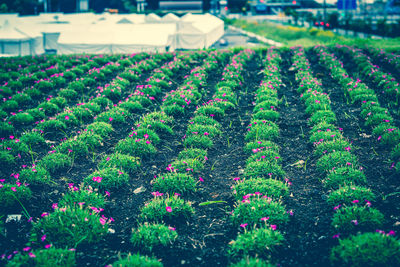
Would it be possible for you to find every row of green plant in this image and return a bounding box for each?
[292,46,400,266]
[0,55,170,188]
[0,53,160,139]
[2,52,210,266]
[125,50,243,265]
[315,45,400,173]
[367,46,400,72]
[0,54,126,122]
[336,45,400,107]
[227,48,291,267]
[0,54,98,97]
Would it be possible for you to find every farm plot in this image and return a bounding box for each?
[1,47,400,267]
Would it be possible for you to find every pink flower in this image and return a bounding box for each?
[11,187,16,192]
[52,203,58,209]
[41,212,48,217]
[270,225,277,230]
[106,157,110,161]
[166,206,172,212]
[261,217,269,221]
[92,176,102,183]
[333,204,341,211]
[45,244,52,248]
[105,191,110,197]
[65,116,69,120]
[23,247,31,252]
[199,177,204,182]
[240,223,248,228]
[387,230,396,236]
[41,234,46,242]
[332,234,340,239]
[351,220,358,225]
[352,200,359,204]
[28,252,36,258]
[109,117,113,122]
[233,177,240,181]
[168,226,176,231]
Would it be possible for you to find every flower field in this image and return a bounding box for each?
[1,47,400,266]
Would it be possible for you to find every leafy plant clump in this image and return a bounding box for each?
[231,197,289,228]
[330,232,400,267]
[31,207,108,248]
[331,205,384,234]
[0,184,32,208]
[228,227,284,262]
[323,167,367,189]
[152,173,197,195]
[327,185,376,207]
[84,167,130,191]
[131,223,178,252]
[59,186,106,209]
[140,195,194,224]
[98,153,140,175]
[316,152,359,173]
[110,253,162,267]
[6,247,76,267]
[39,153,71,174]
[232,178,289,201]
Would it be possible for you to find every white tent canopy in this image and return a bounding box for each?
[0,20,35,56]
[176,13,224,49]
[57,24,176,54]
[0,12,223,55]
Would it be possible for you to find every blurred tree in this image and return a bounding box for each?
[2,0,39,14]
[327,12,339,29]
[0,3,8,13]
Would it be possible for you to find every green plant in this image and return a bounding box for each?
[30,206,108,248]
[332,205,384,234]
[330,232,400,267]
[19,166,51,185]
[0,150,15,167]
[98,153,140,175]
[313,139,352,157]
[231,197,289,228]
[78,132,103,149]
[183,135,213,149]
[323,167,366,189]
[140,195,194,224]
[115,138,157,158]
[169,158,204,173]
[39,153,71,174]
[186,124,221,138]
[245,121,279,142]
[37,120,67,133]
[20,132,45,147]
[38,102,61,116]
[244,141,279,155]
[252,110,280,121]
[9,113,35,126]
[233,178,289,201]
[56,112,79,127]
[84,167,130,191]
[244,161,286,180]
[152,173,197,195]
[189,115,221,127]
[58,89,78,100]
[134,128,160,145]
[111,253,162,267]
[309,130,342,144]
[131,223,178,252]
[96,107,128,125]
[228,227,284,262]
[6,247,76,267]
[138,119,173,136]
[245,149,281,165]
[195,105,224,120]
[230,257,275,267]
[0,121,14,137]
[57,139,89,159]
[316,152,359,173]
[59,186,106,209]
[0,184,32,208]
[119,101,144,113]
[86,122,114,138]
[308,110,337,126]
[327,185,376,207]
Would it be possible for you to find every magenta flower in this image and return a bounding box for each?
[28,252,36,258]
[199,177,204,182]
[387,230,396,236]
[45,244,52,249]
[65,116,69,120]
[105,191,110,197]
[261,217,269,221]
[41,234,46,242]
[168,226,176,231]
[270,225,277,230]
[92,176,102,183]
[352,200,359,204]
[240,223,248,228]
[351,220,358,225]
[166,206,172,212]
[333,204,341,211]
[109,117,113,122]
[332,234,340,239]
[23,247,31,252]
